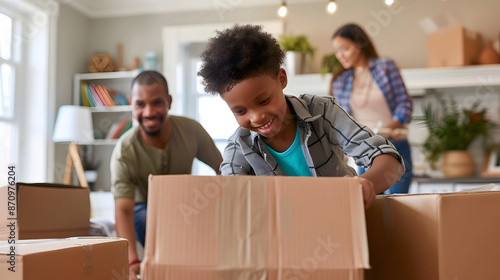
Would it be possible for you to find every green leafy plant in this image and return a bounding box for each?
[414,94,495,169]
[279,34,315,59]
[320,53,342,75]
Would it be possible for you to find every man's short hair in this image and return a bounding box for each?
[132,70,169,96]
[198,24,285,95]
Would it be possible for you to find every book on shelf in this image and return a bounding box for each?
[80,82,131,107]
[80,83,90,107]
[109,90,130,106]
[118,122,133,138]
[81,83,96,107]
[106,119,132,139]
[96,85,115,106]
[89,84,106,106]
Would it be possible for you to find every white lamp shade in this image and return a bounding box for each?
[53,105,94,144]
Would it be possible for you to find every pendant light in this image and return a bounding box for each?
[384,0,394,6]
[326,0,337,15]
[277,1,288,18]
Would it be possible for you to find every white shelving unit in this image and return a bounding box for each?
[72,70,140,191]
[72,69,141,103]
[400,64,500,90]
[73,70,139,144]
[284,64,500,97]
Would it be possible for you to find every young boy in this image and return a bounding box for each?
[198,24,404,208]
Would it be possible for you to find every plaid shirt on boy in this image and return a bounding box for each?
[220,94,403,176]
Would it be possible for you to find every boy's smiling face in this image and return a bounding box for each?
[222,69,295,146]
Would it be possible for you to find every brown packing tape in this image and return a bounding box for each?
[216,176,269,279]
[82,244,93,274]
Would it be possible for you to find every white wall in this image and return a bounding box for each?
[53,4,91,183]
[79,0,500,72]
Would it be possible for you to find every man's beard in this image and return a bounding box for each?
[139,116,164,136]
[142,126,161,136]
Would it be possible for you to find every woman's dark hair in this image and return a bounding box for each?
[329,23,379,95]
[332,23,379,60]
[198,24,285,95]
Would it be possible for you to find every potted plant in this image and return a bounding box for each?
[279,34,315,75]
[320,53,342,75]
[414,93,496,178]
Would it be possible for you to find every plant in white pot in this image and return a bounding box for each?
[320,52,342,76]
[415,94,495,178]
[279,34,315,75]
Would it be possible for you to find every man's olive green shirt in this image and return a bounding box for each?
[111,115,221,203]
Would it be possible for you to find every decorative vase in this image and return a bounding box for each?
[441,150,476,178]
[478,41,500,65]
[285,51,306,76]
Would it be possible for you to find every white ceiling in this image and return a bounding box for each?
[66,0,324,18]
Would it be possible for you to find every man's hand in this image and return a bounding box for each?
[129,262,141,280]
[344,175,375,209]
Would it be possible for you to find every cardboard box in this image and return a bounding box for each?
[142,175,369,280]
[0,183,90,240]
[365,190,500,280]
[0,237,128,280]
[427,26,482,67]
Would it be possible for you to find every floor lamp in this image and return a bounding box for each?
[53,105,94,188]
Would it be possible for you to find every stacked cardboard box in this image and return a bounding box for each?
[142,175,370,280]
[365,189,500,280]
[427,26,482,67]
[0,183,91,240]
[0,237,128,280]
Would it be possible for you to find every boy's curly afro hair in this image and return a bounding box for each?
[198,24,285,95]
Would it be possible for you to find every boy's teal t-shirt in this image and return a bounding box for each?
[264,126,312,177]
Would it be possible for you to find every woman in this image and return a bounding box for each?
[330,23,413,194]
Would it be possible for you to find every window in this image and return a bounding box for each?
[185,43,238,175]
[0,11,17,186]
[163,21,283,175]
[0,0,53,185]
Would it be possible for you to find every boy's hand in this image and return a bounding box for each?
[344,175,375,209]
[129,263,140,280]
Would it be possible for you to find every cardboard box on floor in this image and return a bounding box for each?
[365,187,500,280]
[142,175,369,280]
[0,183,90,240]
[0,237,128,280]
[427,26,482,67]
